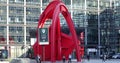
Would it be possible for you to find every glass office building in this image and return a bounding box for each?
[0,0,120,58]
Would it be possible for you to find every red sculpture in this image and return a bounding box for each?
[33,0,84,62]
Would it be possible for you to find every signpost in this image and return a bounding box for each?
[38,28,49,61]
[38,28,49,45]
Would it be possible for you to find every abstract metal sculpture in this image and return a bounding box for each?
[33,0,84,62]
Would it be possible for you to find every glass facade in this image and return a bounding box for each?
[0,0,120,59]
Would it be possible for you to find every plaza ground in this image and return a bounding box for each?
[6,58,120,63]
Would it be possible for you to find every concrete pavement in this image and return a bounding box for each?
[9,58,120,63]
[82,59,120,63]
[0,61,9,63]
[37,59,120,63]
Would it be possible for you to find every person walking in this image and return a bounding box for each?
[104,54,107,61]
[102,54,107,62]
[68,54,72,63]
[63,56,66,63]
[35,55,41,63]
[87,54,90,61]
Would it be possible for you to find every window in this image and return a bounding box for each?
[63,0,70,5]
[10,17,15,22]
[17,27,22,31]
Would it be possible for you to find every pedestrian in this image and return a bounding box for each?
[68,54,72,63]
[63,56,66,63]
[36,55,41,63]
[102,54,106,61]
[87,54,90,61]
[104,54,107,61]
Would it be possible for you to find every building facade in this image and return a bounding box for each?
[0,0,120,59]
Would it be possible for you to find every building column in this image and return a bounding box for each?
[40,0,43,13]
[110,0,113,7]
[98,0,101,56]
[24,0,27,56]
[70,0,73,18]
[84,0,88,54]
[7,0,10,58]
